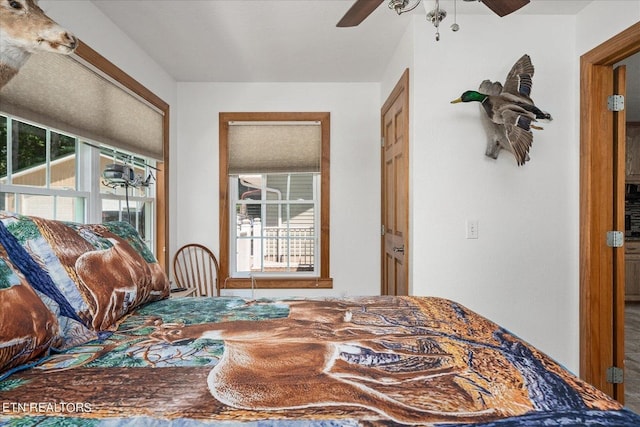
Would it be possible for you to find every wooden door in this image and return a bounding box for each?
[580,22,640,400]
[580,62,614,396]
[613,64,626,402]
[381,69,409,296]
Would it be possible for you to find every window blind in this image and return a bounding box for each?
[228,121,321,174]
[0,52,164,160]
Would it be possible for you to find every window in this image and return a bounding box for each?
[219,112,332,289]
[0,42,169,267]
[0,114,158,251]
[0,115,86,222]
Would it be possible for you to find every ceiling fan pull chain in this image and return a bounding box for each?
[451,0,460,32]
[434,0,440,41]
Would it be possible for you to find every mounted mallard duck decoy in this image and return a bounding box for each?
[451,54,552,166]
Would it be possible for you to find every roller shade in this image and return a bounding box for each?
[228,121,321,174]
[0,52,164,160]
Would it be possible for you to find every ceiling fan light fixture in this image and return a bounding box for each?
[388,0,422,15]
[426,6,446,26]
[425,0,448,41]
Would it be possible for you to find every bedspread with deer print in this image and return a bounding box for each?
[1,296,639,426]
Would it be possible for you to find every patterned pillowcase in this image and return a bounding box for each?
[0,212,169,345]
[0,240,62,375]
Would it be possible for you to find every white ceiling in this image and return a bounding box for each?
[91,0,593,83]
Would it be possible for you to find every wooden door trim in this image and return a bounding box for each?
[580,21,640,396]
[612,65,626,402]
[381,69,410,295]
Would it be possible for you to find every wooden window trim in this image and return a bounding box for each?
[219,112,332,289]
[74,41,170,271]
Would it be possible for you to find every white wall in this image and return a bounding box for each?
[176,83,381,298]
[381,19,415,102]
[407,13,578,372]
[576,1,640,56]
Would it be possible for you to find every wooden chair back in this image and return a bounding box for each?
[172,243,220,297]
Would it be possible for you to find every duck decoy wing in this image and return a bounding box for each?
[502,110,534,166]
[502,54,535,103]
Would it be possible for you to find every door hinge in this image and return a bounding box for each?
[381,225,385,236]
[381,137,385,147]
[606,231,624,248]
[607,94,625,112]
[606,366,624,384]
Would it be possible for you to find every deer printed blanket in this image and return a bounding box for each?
[0,211,169,377]
[1,296,639,426]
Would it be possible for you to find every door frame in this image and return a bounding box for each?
[580,21,640,398]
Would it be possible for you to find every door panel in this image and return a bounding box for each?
[381,69,409,296]
[613,64,626,402]
[580,62,615,397]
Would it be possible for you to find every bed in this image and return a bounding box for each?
[1,212,639,426]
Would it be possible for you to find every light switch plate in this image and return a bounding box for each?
[466,220,478,239]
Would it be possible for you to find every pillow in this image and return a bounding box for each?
[0,212,169,340]
[0,240,62,375]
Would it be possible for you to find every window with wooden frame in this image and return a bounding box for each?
[219,112,332,290]
[0,42,170,271]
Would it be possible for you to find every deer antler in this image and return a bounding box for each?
[0,0,77,89]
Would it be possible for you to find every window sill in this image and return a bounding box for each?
[221,277,333,289]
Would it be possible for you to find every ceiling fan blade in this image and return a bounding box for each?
[337,0,385,27]
[481,0,530,17]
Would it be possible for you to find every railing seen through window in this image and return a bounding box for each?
[233,173,319,276]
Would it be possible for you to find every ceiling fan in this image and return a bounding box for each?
[336,0,530,27]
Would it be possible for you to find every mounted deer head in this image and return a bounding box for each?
[0,0,77,88]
